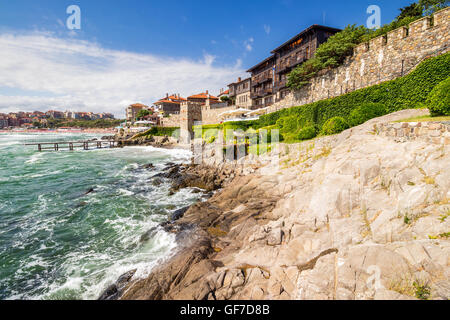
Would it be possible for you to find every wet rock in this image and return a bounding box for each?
[84,188,95,195]
[98,269,137,300]
[141,163,155,169]
[139,227,158,243]
[151,178,163,186]
[171,206,190,222]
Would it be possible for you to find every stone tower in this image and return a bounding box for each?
[180,101,203,145]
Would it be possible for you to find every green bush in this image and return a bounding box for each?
[348,103,387,126]
[427,77,450,116]
[257,126,281,144]
[297,126,318,141]
[136,126,180,139]
[321,117,349,135]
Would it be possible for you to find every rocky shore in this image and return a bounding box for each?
[112,130,180,149]
[102,109,449,300]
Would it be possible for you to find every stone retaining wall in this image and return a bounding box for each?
[375,121,450,144]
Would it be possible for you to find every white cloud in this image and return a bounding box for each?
[264,25,271,35]
[244,37,254,52]
[0,32,244,118]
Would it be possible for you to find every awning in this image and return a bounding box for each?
[135,120,156,124]
[245,107,269,116]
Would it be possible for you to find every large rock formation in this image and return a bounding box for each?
[120,109,449,300]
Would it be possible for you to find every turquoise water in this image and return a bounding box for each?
[0,133,200,300]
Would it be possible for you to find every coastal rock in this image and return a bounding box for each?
[171,206,190,222]
[120,109,450,301]
[98,269,137,300]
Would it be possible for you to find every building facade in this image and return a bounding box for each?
[154,94,186,116]
[247,24,340,109]
[247,56,276,109]
[272,24,341,102]
[126,103,148,122]
[228,77,252,109]
[187,91,220,105]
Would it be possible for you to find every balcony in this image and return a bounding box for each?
[274,79,287,91]
[289,55,306,68]
[276,53,307,73]
[251,87,273,99]
[251,70,273,86]
[276,60,291,74]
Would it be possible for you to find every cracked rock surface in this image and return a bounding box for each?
[120,109,449,300]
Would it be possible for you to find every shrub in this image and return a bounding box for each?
[297,125,318,141]
[321,117,349,135]
[136,126,180,139]
[426,77,450,116]
[257,126,281,144]
[348,103,387,126]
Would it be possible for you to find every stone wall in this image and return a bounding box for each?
[162,103,236,128]
[161,114,181,127]
[267,7,450,113]
[201,106,236,125]
[375,121,450,145]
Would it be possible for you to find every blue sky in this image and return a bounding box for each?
[0,0,416,117]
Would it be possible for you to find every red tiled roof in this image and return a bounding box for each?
[154,99,181,105]
[167,95,186,101]
[130,103,148,108]
[188,92,219,100]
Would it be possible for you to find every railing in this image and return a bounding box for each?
[251,87,273,98]
[274,79,287,90]
[251,70,273,85]
[25,140,118,152]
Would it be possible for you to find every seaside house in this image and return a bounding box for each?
[153,94,186,116]
[228,77,252,109]
[187,91,220,105]
[247,24,340,108]
[126,103,149,122]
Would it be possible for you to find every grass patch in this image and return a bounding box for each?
[439,210,450,223]
[389,276,431,300]
[413,281,431,300]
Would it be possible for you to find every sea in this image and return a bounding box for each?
[0,132,201,300]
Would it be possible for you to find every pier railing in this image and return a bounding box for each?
[24,140,118,152]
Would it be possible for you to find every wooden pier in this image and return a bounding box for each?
[25,140,119,152]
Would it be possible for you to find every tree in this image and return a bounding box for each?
[397,2,423,21]
[136,109,151,120]
[419,0,449,14]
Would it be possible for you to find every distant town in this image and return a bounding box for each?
[0,110,115,129]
